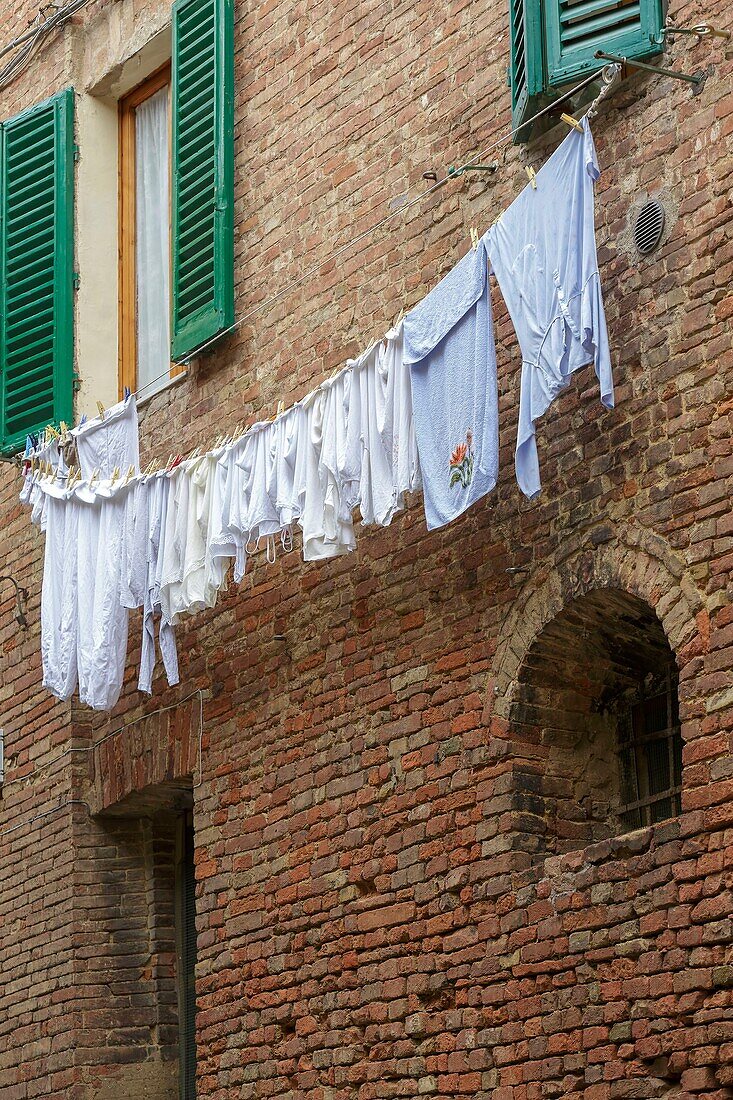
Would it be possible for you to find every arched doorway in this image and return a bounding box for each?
[508,588,682,857]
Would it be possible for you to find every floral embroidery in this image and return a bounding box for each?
[449,429,474,489]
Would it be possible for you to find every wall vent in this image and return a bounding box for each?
[634,198,665,255]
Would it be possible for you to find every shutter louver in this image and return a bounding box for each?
[171,0,234,361]
[545,0,664,85]
[509,0,545,143]
[0,89,74,454]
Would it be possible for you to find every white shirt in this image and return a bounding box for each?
[73,395,140,481]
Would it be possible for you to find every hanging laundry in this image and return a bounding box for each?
[40,481,79,702]
[207,440,247,586]
[236,421,282,559]
[320,367,357,533]
[403,240,499,531]
[141,473,180,694]
[73,394,140,481]
[342,345,398,528]
[268,406,300,543]
[486,118,613,499]
[294,391,356,561]
[375,320,421,520]
[120,475,179,695]
[75,478,132,711]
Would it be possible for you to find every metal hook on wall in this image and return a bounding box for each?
[0,576,29,628]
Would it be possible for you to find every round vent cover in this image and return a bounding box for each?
[634,198,665,255]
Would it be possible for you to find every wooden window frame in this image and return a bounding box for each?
[118,63,182,399]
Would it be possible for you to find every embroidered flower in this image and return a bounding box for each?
[450,442,467,468]
[449,430,475,489]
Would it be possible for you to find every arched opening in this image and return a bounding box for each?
[509,588,682,857]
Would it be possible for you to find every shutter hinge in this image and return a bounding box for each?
[72,272,80,290]
[73,144,80,162]
[73,375,81,392]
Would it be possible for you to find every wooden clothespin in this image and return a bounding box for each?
[470,227,480,251]
[560,112,583,133]
[525,165,537,190]
[59,421,68,435]
[97,401,106,419]
[89,468,100,489]
[491,212,503,230]
[276,400,285,418]
[111,466,121,483]
[66,465,76,484]
[123,464,136,484]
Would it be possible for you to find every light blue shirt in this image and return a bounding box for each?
[404,241,499,531]
[486,119,614,499]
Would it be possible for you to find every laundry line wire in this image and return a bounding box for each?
[27,64,615,465]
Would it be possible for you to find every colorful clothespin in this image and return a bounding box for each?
[123,386,131,400]
[525,165,537,190]
[560,113,583,133]
[470,227,480,251]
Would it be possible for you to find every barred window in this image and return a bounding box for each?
[619,669,682,832]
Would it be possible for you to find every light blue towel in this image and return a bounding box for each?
[404,241,499,531]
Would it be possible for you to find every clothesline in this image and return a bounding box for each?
[23,109,617,713]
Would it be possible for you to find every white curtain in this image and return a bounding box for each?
[135,85,171,401]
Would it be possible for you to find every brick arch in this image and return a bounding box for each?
[489,524,706,724]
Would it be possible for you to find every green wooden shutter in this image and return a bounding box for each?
[509,0,545,143]
[0,89,74,455]
[545,0,664,86]
[171,0,234,362]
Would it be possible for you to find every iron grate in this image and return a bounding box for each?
[634,197,666,255]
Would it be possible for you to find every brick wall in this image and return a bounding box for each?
[0,0,731,1096]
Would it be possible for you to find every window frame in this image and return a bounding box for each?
[118,63,183,401]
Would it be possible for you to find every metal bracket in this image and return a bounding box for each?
[594,51,706,88]
[662,23,731,42]
[447,162,499,179]
[0,576,28,628]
